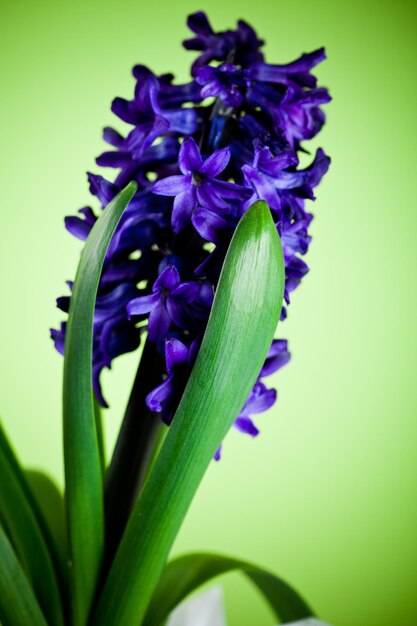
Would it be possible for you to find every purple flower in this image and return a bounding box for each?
[152,137,246,232]
[183,12,264,71]
[261,340,291,377]
[249,48,327,88]
[126,263,211,342]
[242,143,330,215]
[195,64,248,107]
[146,336,200,424]
[234,381,277,438]
[53,11,330,455]
[110,68,197,160]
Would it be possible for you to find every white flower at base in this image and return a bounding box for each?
[166,586,226,626]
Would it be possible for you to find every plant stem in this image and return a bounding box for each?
[103,340,164,568]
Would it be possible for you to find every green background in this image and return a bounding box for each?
[0,0,416,624]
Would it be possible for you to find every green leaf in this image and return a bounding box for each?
[0,450,64,626]
[63,181,137,626]
[92,200,285,626]
[144,553,314,626]
[25,471,67,573]
[0,420,68,616]
[0,523,48,626]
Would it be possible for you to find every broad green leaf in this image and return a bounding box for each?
[63,181,137,626]
[144,553,314,626]
[0,523,48,626]
[0,450,64,626]
[92,200,285,626]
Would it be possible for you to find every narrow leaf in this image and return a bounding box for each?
[0,524,48,626]
[144,553,314,626]
[0,420,68,614]
[0,450,64,626]
[25,471,67,572]
[93,200,285,626]
[63,181,137,626]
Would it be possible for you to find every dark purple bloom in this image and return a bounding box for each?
[249,48,327,89]
[126,263,212,343]
[242,143,330,215]
[183,12,264,71]
[146,336,200,424]
[195,64,249,107]
[152,137,246,232]
[234,381,277,438]
[109,68,198,160]
[261,340,291,377]
[53,11,330,456]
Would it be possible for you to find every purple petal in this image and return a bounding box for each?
[234,416,259,437]
[196,181,229,210]
[171,281,200,303]
[187,11,213,36]
[146,375,175,412]
[126,293,159,318]
[153,175,190,196]
[148,303,171,342]
[179,137,203,174]
[261,340,291,377]
[103,126,125,147]
[172,186,197,232]
[154,264,181,291]
[165,337,189,372]
[200,147,230,176]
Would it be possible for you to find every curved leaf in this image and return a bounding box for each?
[0,524,48,626]
[25,470,67,569]
[92,200,285,626]
[144,553,314,626]
[0,450,64,626]
[63,181,137,626]
[0,420,68,615]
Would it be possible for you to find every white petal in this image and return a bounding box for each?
[166,586,226,626]
[282,617,330,626]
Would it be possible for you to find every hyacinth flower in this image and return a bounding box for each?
[0,12,332,626]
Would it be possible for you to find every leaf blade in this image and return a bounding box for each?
[63,181,137,625]
[93,200,285,626]
[0,524,48,626]
[144,553,314,626]
[0,449,64,626]
[0,419,68,618]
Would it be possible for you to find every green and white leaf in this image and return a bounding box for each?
[144,553,313,626]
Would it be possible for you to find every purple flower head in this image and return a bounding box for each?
[53,12,330,456]
[152,137,247,232]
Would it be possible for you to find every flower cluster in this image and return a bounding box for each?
[52,12,330,455]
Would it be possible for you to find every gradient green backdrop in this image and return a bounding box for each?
[0,1,416,624]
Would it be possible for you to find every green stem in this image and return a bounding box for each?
[103,341,164,568]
